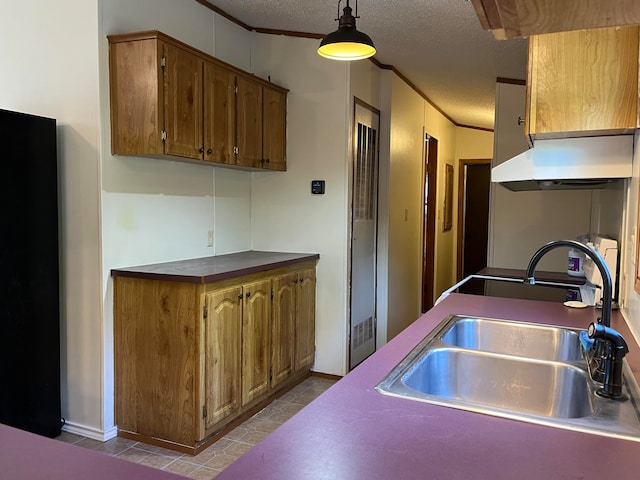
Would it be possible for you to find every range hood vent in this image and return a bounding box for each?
[492,136,633,192]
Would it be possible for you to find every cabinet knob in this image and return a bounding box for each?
[517,116,525,126]
[294,279,299,284]
[265,158,270,164]
[246,291,251,298]
[238,294,243,299]
[207,148,212,155]
[199,147,205,154]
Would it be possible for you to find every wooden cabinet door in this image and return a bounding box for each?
[241,278,271,406]
[109,38,164,156]
[295,269,316,371]
[203,63,235,165]
[262,87,287,171]
[163,43,203,159]
[203,286,242,432]
[236,76,263,168]
[271,273,296,388]
[527,26,639,138]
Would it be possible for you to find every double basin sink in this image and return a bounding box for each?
[376,315,640,441]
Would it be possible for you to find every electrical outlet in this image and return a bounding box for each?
[207,230,214,247]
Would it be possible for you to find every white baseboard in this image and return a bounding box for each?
[62,421,117,442]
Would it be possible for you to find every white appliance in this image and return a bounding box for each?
[491,136,633,192]
[579,235,619,306]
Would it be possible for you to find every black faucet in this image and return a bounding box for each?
[588,322,629,400]
[524,240,612,328]
[524,240,628,395]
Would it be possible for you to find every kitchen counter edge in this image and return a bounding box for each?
[110,251,320,283]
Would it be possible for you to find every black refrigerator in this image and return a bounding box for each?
[0,108,62,438]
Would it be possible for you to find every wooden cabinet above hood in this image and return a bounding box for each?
[471,0,640,40]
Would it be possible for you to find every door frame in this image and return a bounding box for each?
[456,158,492,281]
[348,97,381,370]
[421,134,438,313]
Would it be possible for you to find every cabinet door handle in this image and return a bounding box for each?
[246,291,251,298]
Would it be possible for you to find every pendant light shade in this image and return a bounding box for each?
[318,0,376,61]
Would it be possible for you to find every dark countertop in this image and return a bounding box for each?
[110,250,319,283]
[217,294,640,480]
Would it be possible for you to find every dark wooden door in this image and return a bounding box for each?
[460,163,491,294]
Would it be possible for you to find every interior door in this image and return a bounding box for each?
[349,100,380,370]
[458,161,491,295]
[421,135,438,312]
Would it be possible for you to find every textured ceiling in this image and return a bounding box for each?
[203,0,528,130]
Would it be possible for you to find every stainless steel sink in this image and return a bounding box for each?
[440,316,582,362]
[402,348,594,418]
[376,315,640,441]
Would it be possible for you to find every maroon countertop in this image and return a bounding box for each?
[110,250,319,283]
[217,294,640,480]
[0,424,188,480]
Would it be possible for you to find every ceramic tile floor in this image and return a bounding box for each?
[56,376,336,479]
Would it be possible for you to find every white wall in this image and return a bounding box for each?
[0,0,103,437]
[424,105,459,300]
[250,34,351,375]
[97,0,256,438]
[386,75,426,339]
[621,132,640,343]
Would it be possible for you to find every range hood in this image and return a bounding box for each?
[492,136,633,191]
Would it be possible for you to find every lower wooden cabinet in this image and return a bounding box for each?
[203,285,242,429]
[113,260,316,453]
[271,268,316,388]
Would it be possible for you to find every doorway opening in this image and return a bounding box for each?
[348,98,380,370]
[421,134,438,313]
[456,159,492,295]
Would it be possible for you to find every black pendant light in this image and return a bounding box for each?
[318,0,376,61]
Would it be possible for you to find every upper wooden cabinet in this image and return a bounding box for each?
[471,0,640,40]
[526,26,639,139]
[108,31,287,171]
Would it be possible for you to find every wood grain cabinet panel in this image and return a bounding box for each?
[526,26,639,139]
[296,268,317,371]
[114,278,200,447]
[108,31,287,171]
[263,87,287,171]
[203,62,235,165]
[108,38,164,156]
[203,286,242,430]
[271,273,297,388]
[241,279,271,406]
[164,43,203,159]
[113,260,316,454]
[471,0,640,40]
[235,76,263,168]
